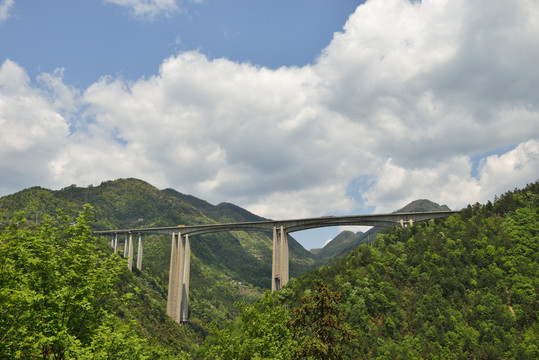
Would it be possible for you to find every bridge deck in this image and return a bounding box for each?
[93,210,458,237]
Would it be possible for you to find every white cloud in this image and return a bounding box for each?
[361,139,539,213]
[1,0,539,224]
[476,140,539,200]
[361,156,481,213]
[0,60,70,193]
[317,0,539,167]
[0,0,14,22]
[103,0,179,19]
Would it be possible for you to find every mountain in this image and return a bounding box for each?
[310,230,364,257]
[1,179,320,284]
[0,178,315,286]
[395,198,451,213]
[163,188,267,223]
[312,199,451,263]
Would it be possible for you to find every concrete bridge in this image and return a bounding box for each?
[94,210,457,323]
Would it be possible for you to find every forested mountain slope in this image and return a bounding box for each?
[312,199,450,264]
[203,181,539,359]
[0,178,315,286]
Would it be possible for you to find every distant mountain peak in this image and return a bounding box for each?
[313,199,451,262]
[395,199,451,213]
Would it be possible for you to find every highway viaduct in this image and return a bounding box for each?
[94,210,457,324]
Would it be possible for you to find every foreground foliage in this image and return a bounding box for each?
[0,205,182,359]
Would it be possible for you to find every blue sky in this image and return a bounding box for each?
[1,0,538,249]
[3,0,359,87]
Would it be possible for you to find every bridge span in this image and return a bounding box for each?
[94,210,456,323]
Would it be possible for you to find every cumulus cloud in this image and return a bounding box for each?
[1,0,539,221]
[0,60,70,193]
[362,140,539,213]
[103,0,179,19]
[0,0,14,22]
[476,140,539,200]
[317,0,539,167]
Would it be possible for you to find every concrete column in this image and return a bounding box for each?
[167,232,178,317]
[179,234,190,323]
[272,226,280,291]
[280,226,289,286]
[113,234,118,253]
[173,232,185,323]
[123,235,128,258]
[128,233,134,271]
[136,234,143,271]
[166,232,191,323]
[272,226,289,291]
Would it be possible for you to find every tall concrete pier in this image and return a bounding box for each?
[128,233,134,271]
[167,232,190,323]
[272,226,289,291]
[137,234,143,271]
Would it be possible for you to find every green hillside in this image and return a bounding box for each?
[202,181,539,359]
[312,199,450,264]
[395,199,451,213]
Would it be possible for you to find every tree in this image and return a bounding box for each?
[202,291,297,359]
[0,206,160,359]
[287,283,356,360]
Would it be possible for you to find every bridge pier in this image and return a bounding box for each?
[128,233,134,271]
[114,234,118,253]
[167,232,190,323]
[137,234,143,271]
[123,235,128,258]
[272,226,289,291]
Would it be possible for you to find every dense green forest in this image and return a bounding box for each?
[0,206,188,358]
[310,199,451,264]
[201,182,539,359]
[1,179,537,358]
